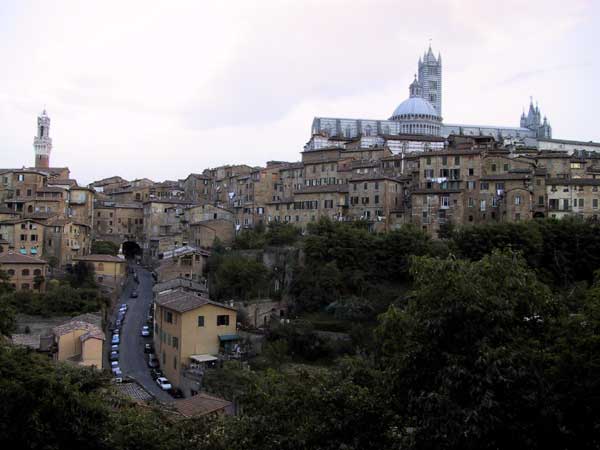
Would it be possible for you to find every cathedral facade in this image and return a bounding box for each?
[308,45,551,151]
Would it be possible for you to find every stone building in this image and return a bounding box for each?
[0,252,48,291]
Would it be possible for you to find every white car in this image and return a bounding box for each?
[112,367,122,377]
[141,325,150,337]
[111,334,120,345]
[156,377,172,390]
[111,361,119,368]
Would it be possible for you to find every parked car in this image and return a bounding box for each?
[141,325,150,337]
[115,319,122,328]
[110,361,119,369]
[168,387,184,398]
[111,344,119,351]
[148,354,159,368]
[156,377,172,390]
[144,343,154,354]
[109,351,119,361]
[150,369,162,380]
[112,367,122,377]
[130,290,138,298]
[112,334,120,345]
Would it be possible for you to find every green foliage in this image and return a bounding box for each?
[233,222,301,249]
[266,320,341,361]
[91,240,120,256]
[290,261,342,312]
[374,250,599,449]
[211,255,270,301]
[0,296,16,335]
[450,218,600,286]
[67,261,98,288]
[233,228,266,250]
[0,269,14,295]
[3,284,109,317]
[0,345,112,449]
[292,219,435,312]
[264,222,301,246]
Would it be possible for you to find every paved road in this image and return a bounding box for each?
[113,264,172,403]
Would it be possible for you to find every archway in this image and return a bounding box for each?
[533,212,545,219]
[122,241,142,260]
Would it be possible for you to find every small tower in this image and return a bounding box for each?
[409,75,422,97]
[33,109,52,169]
[418,44,442,116]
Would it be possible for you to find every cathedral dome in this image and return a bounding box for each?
[391,96,438,119]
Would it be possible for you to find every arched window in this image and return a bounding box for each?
[22,269,30,276]
[33,269,42,276]
[7,269,15,276]
[27,205,33,213]
[97,262,104,271]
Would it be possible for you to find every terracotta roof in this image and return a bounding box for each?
[0,253,47,264]
[52,319,104,340]
[173,393,233,418]
[73,254,125,263]
[155,289,235,313]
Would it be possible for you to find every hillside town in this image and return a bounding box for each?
[2,42,600,449]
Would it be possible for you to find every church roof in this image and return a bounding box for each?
[391,97,439,119]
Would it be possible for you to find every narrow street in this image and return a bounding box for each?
[114,264,172,403]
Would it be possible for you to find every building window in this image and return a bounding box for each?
[7,269,15,276]
[197,316,205,327]
[593,199,598,209]
[374,195,380,204]
[34,269,41,276]
[22,269,30,276]
[515,195,521,205]
[97,262,104,271]
[538,196,544,206]
[165,311,173,323]
[480,200,486,211]
[172,336,179,349]
[491,164,497,172]
[468,198,474,208]
[467,181,475,190]
[217,315,230,326]
[468,168,474,176]
[174,356,177,370]
[480,182,489,191]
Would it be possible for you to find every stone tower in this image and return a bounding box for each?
[33,109,52,169]
[418,45,442,117]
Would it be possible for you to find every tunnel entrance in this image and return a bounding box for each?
[122,241,142,260]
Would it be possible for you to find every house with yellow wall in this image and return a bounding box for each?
[153,289,238,392]
[0,252,48,291]
[73,254,126,288]
[52,318,105,369]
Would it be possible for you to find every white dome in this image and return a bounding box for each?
[391,97,438,119]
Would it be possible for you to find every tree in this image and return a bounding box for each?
[374,250,600,450]
[68,261,97,288]
[91,240,120,256]
[212,255,270,300]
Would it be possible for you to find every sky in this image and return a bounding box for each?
[0,0,598,185]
